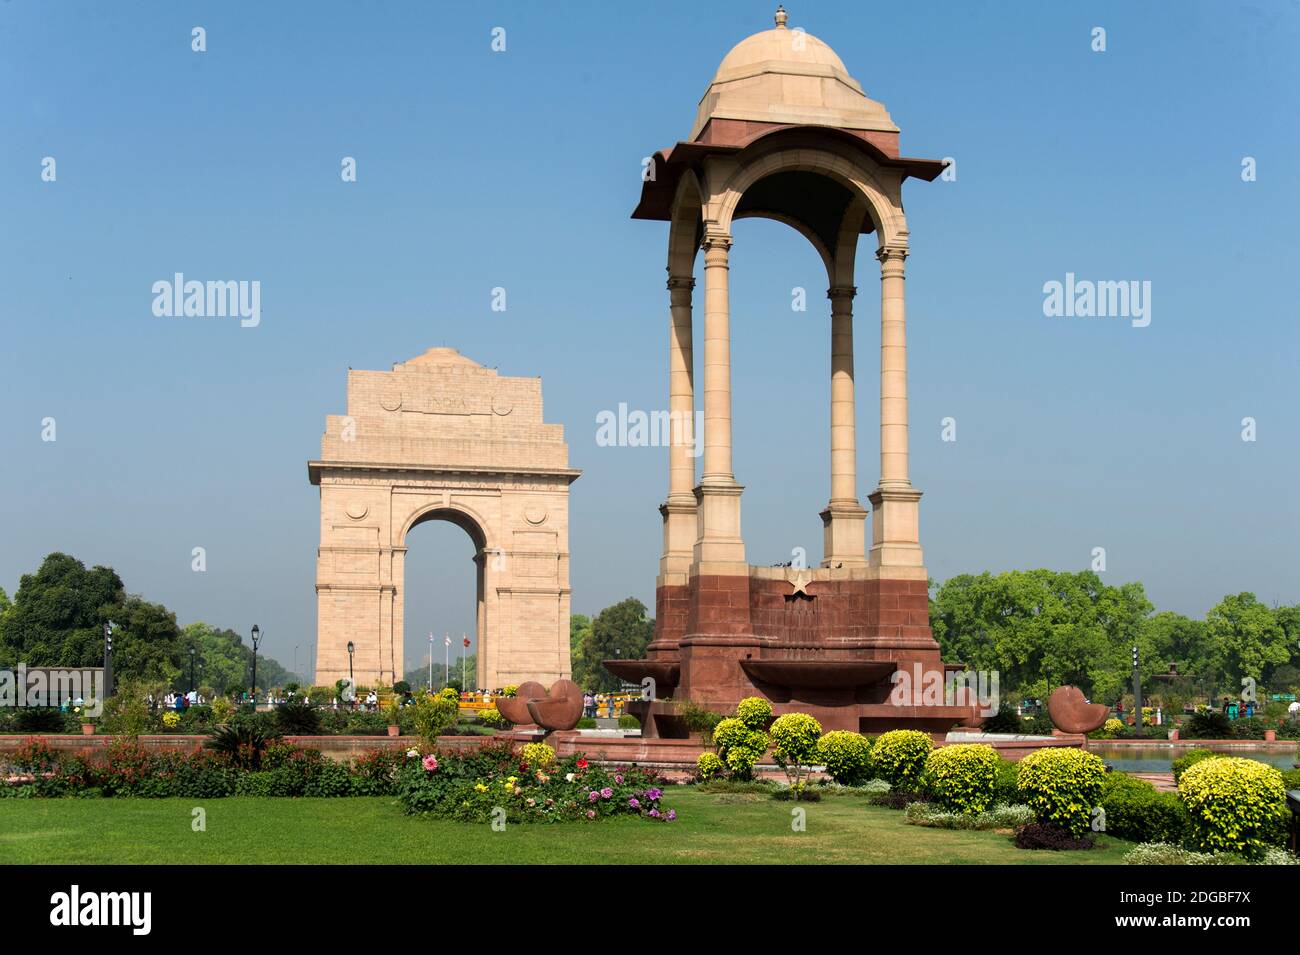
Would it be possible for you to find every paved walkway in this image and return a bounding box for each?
[1130,772,1177,792]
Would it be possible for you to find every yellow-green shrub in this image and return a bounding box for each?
[712,716,769,781]
[1177,756,1288,858]
[1015,748,1105,836]
[817,731,873,785]
[519,742,555,769]
[925,743,1000,814]
[769,712,822,794]
[735,697,774,731]
[871,730,933,789]
[696,751,725,780]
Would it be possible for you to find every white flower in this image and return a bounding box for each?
[565,773,576,782]
[406,749,420,758]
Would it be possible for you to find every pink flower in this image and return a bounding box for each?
[422,755,438,772]
[628,797,640,809]
[588,790,599,802]
[614,774,623,784]
[586,809,596,819]
[600,787,613,799]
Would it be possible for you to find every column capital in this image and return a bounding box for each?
[827,285,857,301]
[875,245,909,264]
[701,230,733,257]
[666,275,696,291]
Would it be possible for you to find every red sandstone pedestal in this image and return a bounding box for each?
[609,572,986,735]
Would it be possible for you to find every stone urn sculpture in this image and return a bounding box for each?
[1046,685,1109,735]
[495,679,584,732]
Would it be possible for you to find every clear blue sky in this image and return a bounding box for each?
[1,1,1296,678]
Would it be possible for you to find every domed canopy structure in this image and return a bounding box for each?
[690,11,898,141]
[622,9,965,735]
[633,7,943,225]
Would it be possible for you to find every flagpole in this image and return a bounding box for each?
[427,633,433,691]
[444,632,450,689]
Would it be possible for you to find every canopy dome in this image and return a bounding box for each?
[690,7,898,140]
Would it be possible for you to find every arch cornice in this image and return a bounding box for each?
[397,501,492,553]
[710,143,909,253]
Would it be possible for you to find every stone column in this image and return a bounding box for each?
[693,229,745,568]
[660,276,697,576]
[869,246,924,569]
[821,285,867,566]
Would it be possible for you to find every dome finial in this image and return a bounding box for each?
[774,5,788,29]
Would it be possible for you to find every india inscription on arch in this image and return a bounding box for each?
[308,347,579,689]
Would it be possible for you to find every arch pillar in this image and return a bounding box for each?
[821,284,868,566]
[869,245,924,569]
[694,228,746,570]
[660,274,697,578]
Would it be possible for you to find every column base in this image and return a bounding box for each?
[658,496,697,577]
[820,499,868,567]
[867,485,925,570]
[692,479,746,566]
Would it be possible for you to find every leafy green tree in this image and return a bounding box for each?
[930,569,1153,703]
[569,613,591,662]
[0,553,124,668]
[1206,593,1289,685]
[107,594,183,686]
[571,598,653,692]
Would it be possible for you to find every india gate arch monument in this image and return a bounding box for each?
[613,8,984,734]
[309,347,579,690]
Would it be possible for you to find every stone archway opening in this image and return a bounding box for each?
[402,510,485,690]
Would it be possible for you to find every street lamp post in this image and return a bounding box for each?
[189,646,197,694]
[428,633,433,691]
[1132,645,1144,739]
[346,640,356,708]
[462,634,470,691]
[102,620,115,699]
[250,625,262,705]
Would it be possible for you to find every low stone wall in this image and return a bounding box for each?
[1,728,1086,772]
[0,734,490,764]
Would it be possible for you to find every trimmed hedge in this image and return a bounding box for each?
[1178,757,1288,858]
[924,744,999,814]
[816,731,873,786]
[1099,773,1190,843]
[1015,748,1106,836]
[870,730,933,790]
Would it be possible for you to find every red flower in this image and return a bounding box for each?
[576,758,588,770]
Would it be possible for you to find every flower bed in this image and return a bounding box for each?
[395,742,676,824]
[0,736,680,825]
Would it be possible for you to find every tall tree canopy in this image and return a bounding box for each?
[570,598,653,692]
[1205,592,1290,686]
[0,552,297,693]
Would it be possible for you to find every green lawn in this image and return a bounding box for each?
[0,791,1134,864]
